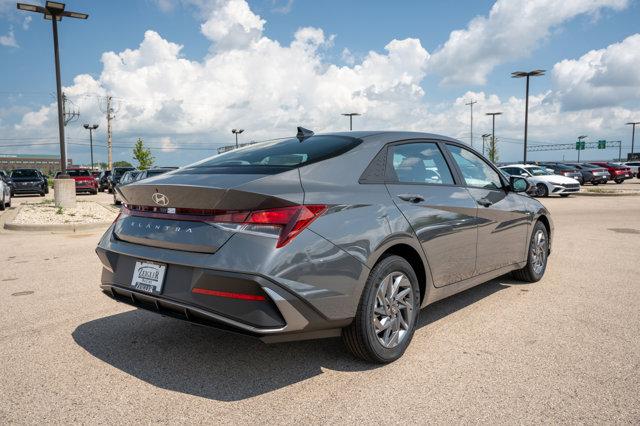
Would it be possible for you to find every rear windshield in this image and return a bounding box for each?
[146,169,170,177]
[114,168,134,177]
[67,170,91,177]
[547,164,575,170]
[11,169,38,178]
[181,135,362,174]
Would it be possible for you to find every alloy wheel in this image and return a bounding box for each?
[530,229,547,275]
[372,272,414,348]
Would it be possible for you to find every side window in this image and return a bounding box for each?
[447,145,503,190]
[389,143,455,185]
[502,167,516,176]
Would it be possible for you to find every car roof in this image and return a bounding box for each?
[501,164,536,168]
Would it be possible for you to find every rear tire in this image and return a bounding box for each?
[39,191,45,197]
[560,194,570,198]
[342,255,420,363]
[615,179,623,184]
[512,221,549,283]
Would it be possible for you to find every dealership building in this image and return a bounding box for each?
[0,154,72,174]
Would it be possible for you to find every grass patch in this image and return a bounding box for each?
[56,207,64,215]
[586,188,615,194]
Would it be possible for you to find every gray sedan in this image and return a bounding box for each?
[96,130,552,363]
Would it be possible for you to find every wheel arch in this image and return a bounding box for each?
[371,242,430,306]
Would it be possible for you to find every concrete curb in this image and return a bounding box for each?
[574,191,640,197]
[3,205,113,232]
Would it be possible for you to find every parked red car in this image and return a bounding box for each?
[589,162,633,184]
[56,168,98,194]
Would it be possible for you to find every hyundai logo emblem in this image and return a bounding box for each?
[152,192,169,206]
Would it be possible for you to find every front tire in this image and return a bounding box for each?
[535,183,548,197]
[343,255,420,363]
[512,221,549,283]
[614,179,623,184]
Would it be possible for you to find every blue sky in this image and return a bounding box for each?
[1,0,639,166]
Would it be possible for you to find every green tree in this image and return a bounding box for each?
[132,138,154,170]
[487,136,499,163]
[111,161,133,168]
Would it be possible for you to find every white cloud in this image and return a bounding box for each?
[429,0,629,85]
[272,0,294,14]
[341,47,355,65]
[552,33,640,110]
[199,0,266,50]
[0,27,17,48]
[22,15,31,30]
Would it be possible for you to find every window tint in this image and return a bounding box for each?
[182,135,362,175]
[11,169,38,178]
[447,145,502,189]
[389,143,454,185]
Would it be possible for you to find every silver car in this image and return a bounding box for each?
[0,172,11,210]
[96,130,553,363]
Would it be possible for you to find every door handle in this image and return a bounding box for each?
[477,198,493,207]
[397,194,425,203]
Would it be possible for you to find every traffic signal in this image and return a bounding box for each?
[598,140,606,149]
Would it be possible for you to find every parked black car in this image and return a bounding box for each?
[98,170,111,192]
[537,162,584,184]
[35,170,49,194]
[9,168,47,196]
[108,167,134,193]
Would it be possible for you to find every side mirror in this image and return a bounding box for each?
[520,173,528,177]
[510,176,529,193]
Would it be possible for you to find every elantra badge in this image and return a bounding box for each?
[152,192,169,206]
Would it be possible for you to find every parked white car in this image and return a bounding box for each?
[500,164,580,197]
[0,173,11,210]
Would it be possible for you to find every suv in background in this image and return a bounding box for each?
[589,162,633,184]
[537,162,584,184]
[108,167,135,193]
[10,168,47,196]
[55,169,98,194]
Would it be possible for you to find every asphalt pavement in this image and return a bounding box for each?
[0,193,639,424]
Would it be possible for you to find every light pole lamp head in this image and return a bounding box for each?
[486,112,502,116]
[626,121,640,125]
[578,135,588,140]
[511,69,546,78]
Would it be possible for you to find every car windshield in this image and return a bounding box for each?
[182,135,362,174]
[548,164,575,170]
[579,163,600,169]
[66,170,91,177]
[11,169,38,178]
[525,167,550,176]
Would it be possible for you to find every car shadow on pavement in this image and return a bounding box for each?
[72,277,514,401]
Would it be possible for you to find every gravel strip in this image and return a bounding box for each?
[12,200,118,225]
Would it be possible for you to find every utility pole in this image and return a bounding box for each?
[465,100,477,148]
[106,96,114,169]
[485,112,502,162]
[62,92,79,167]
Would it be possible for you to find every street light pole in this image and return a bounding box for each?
[17,2,89,174]
[481,133,491,156]
[512,70,545,163]
[341,113,361,131]
[83,124,98,170]
[577,135,587,162]
[465,100,477,148]
[626,122,639,158]
[231,129,244,148]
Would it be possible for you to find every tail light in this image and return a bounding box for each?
[213,205,327,248]
[123,204,328,248]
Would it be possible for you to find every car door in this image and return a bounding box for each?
[385,141,479,287]
[444,144,530,275]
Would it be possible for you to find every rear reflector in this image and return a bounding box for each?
[192,287,266,301]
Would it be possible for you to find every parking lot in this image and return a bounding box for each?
[1,192,639,423]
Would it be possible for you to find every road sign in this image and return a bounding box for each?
[575,141,586,150]
[597,140,606,149]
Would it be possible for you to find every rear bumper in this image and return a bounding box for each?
[95,245,349,342]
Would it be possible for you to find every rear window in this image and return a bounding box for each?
[146,169,170,177]
[67,170,91,177]
[11,169,38,178]
[182,135,362,174]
